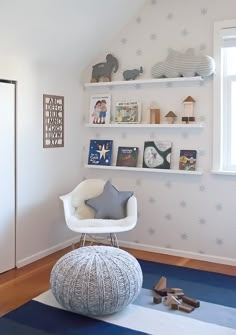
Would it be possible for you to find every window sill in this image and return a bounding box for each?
[211,169,236,176]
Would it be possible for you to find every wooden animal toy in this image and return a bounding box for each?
[123,67,143,80]
[91,54,119,83]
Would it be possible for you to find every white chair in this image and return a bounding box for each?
[60,179,137,248]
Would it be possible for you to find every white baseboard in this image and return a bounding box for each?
[16,238,236,268]
[118,240,236,266]
[16,237,80,268]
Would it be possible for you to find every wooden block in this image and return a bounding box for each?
[163,295,180,306]
[171,288,184,294]
[153,276,167,292]
[179,303,195,313]
[155,288,175,297]
[182,295,200,308]
[153,293,162,304]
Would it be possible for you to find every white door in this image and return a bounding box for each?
[0,81,15,273]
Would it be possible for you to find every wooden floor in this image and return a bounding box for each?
[0,245,235,317]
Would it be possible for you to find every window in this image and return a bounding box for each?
[213,21,236,174]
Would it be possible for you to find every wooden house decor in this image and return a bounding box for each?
[165,111,177,124]
[182,96,195,123]
[43,94,64,148]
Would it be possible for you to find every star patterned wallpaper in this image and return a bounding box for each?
[82,0,236,263]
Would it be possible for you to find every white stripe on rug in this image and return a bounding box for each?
[34,290,236,335]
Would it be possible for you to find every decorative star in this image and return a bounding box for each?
[199,185,205,192]
[198,250,205,254]
[96,144,110,159]
[199,217,206,225]
[121,37,127,44]
[216,203,223,211]
[181,28,188,36]
[149,197,155,204]
[167,13,173,20]
[181,233,188,240]
[136,179,141,186]
[200,43,207,51]
[165,244,172,249]
[165,213,172,220]
[150,33,157,40]
[201,8,208,16]
[136,49,142,56]
[151,0,157,4]
[165,181,172,189]
[216,238,223,246]
[182,132,189,139]
[180,200,186,208]
[148,228,155,235]
[136,16,141,24]
[122,132,127,139]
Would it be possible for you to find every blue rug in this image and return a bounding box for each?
[1,259,236,335]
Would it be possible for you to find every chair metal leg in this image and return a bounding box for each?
[110,233,119,248]
[79,233,86,247]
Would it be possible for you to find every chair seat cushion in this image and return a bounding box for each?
[85,180,133,220]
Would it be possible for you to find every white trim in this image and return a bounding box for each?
[211,169,236,176]
[16,236,80,268]
[118,240,236,266]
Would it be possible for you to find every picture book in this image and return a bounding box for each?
[142,141,172,169]
[88,140,113,166]
[114,101,141,123]
[179,150,197,171]
[89,94,111,124]
[116,147,139,167]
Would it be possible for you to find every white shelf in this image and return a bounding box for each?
[84,76,203,88]
[85,123,204,128]
[85,164,203,175]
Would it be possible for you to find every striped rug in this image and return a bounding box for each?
[1,259,235,335]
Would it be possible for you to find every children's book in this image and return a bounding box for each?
[116,147,139,167]
[142,141,172,169]
[89,94,111,124]
[88,140,113,166]
[114,101,141,123]
[179,150,197,171]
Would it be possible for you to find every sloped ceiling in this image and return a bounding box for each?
[0,0,145,72]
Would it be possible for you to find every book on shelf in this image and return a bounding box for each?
[116,147,139,167]
[142,141,172,169]
[88,139,113,166]
[179,150,197,171]
[114,101,141,123]
[89,94,111,125]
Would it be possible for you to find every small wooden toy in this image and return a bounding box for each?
[182,295,200,308]
[91,54,119,83]
[165,111,177,124]
[182,96,196,123]
[171,303,195,313]
[123,67,143,80]
[153,276,167,292]
[153,293,162,304]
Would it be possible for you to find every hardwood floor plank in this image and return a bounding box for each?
[0,246,235,316]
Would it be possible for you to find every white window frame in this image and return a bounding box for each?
[213,20,236,175]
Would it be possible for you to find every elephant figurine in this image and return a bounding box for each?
[123,67,143,81]
[91,54,119,83]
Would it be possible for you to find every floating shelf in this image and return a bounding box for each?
[84,76,203,88]
[85,164,203,175]
[85,123,204,128]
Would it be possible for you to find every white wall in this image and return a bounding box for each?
[82,0,236,265]
[0,55,83,266]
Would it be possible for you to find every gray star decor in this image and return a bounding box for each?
[165,180,172,189]
[136,179,141,186]
[165,213,172,221]
[180,200,186,208]
[121,37,127,44]
[148,228,155,235]
[151,0,157,4]
[136,49,142,56]
[165,244,172,249]
[150,33,157,40]
[199,217,206,225]
[136,17,141,24]
[216,238,223,246]
[122,132,127,139]
[166,13,173,20]
[181,29,188,36]
[216,203,223,211]
[181,132,189,139]
[201,8,208,15]
[149,197,155,204]
[134,240,140,244]
[200,43,207,51]
[181,233,188,240]
[198,250,205,254]
[199,185,205,192]
[135,83,141,89]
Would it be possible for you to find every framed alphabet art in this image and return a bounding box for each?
[43,94,64,148]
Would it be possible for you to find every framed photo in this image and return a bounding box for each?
[114,101,141,123]
[89,94,111,124]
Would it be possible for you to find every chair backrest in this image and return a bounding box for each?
[71,179,106,220]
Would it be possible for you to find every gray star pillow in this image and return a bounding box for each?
[85,180,133,220]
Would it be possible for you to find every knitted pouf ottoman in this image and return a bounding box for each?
[50,246,143,316]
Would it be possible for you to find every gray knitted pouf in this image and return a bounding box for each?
[50,246,143,316]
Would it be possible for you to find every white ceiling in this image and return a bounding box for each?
[0,0,145,72]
